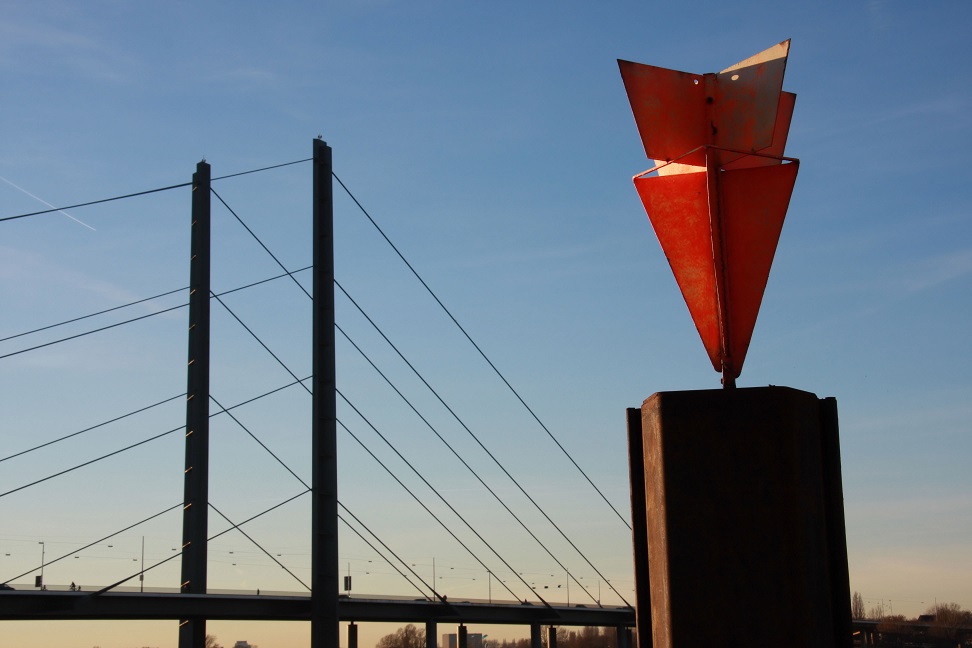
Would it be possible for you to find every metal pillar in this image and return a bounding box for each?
[179,160,211,648]
[426,620,437,648]
[347,622,358,648]
[530,623,542,648]
[458,624,467,648]
[616,625,631,648]
[548,626,558,648]
[626,408,651,648]
[311,138,339,648]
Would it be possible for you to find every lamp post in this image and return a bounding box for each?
[140,536,145,593]
[38,542,45,589]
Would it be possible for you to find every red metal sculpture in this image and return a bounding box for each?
[620,40,799,387]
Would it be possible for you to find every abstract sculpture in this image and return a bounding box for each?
[620,40,799,386]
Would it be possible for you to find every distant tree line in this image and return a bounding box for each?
[488,626,622,648]
[376,624,426,648]
[375,625,626,648]
[851,593,972,647]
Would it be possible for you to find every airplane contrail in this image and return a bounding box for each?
[0,175,97,231]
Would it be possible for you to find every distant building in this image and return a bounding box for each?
[441,632,485,648]
[232,642,253,648]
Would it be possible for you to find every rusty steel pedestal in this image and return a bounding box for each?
[629,387,851,648]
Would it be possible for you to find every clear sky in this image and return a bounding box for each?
[2,1,970,647]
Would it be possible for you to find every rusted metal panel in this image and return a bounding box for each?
[720,160,799,375]
[714,39,791,155]
[633,169,721,370]
[617,60,708,166]
[619,40,791,168]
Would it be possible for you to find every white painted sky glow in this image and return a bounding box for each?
[1,2,971,647]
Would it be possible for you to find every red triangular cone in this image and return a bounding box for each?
[634,170,723,371]
[720,161,799,377]
[634,160,798,377]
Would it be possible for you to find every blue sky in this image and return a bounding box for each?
[2,1,971,646]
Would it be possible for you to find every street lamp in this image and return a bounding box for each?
[140,536,145,593]
[37,542,45,589]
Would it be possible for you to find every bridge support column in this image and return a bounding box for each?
[635,387,851,647]
[426,620,437,648]
[530,623,542,648]
[548,626,557,648]
[179,160,211,648]
[615,625,631,648]
[311,138,339,648]
[347,622,358,648]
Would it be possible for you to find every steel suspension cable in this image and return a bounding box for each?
[0,267,311,364]
[2,502,182,584]
[337,507,431,601]
[92,488,311,595]
[334,322,599,605]
[333,172,631,531]
[211,385,436,600]
[0,157,311,224]
[209,276,532,602]
[0,393,184,464]
[210,394,310,489]
[209,502,310,591]
[212,188,595,604]
[0,182,192,223]
[210,292,311,393]
[0,378,313,499]
[0,302,187,361]
[337,415,529,605]
[335,280,630,605]
[0,285,188,344]
[0,424,184,499]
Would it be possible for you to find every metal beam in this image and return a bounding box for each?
[180,160,211,648]
[0,592,636,627]
[311,138,339,648]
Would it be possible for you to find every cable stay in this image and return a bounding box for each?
[209,273,534,603]
[0,424,184,499]
[0,302,187,361]
[1,502,182,585]
[0,157,311,224]
[1,159,630,604]
[333,172,631,531]
[0,285,188,344]
[91,488,311,596]
[210,394,310,489]
[211,391,438,600]
[335,322,600,606]
[211,189,616,604]
[209,502,310,591]
[0,393,184,464]
[335,281,629,605]
[0,267,311,362]
[338,504,435,601]
[337,414,536,606]
[0,377,312,499]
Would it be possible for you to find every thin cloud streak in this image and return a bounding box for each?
[0,175,96,230]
